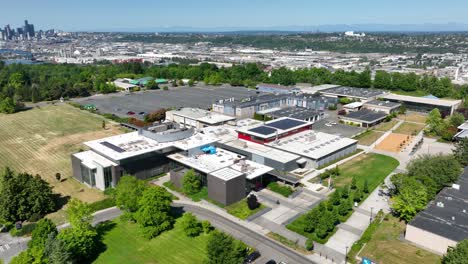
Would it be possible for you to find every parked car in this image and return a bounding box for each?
[127,111,135,115]
[244,251,261,263]
[138,111,146,115]
[265,260,277,264]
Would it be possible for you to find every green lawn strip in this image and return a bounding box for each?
[374,119,399,132]
[347,211,385,263]
[266,232,312,254]
[333,153,399,191]
[89,197,116,213]
[225,199,266,220]
[267,182,294,197]
[357,215,441,264]
[93,218,209,264]
[393,122,426,135]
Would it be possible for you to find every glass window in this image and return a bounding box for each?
[104,167,112,188]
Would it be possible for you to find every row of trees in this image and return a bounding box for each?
[390,153,463,222]
[11,199,98,264]
[1,61,467,114]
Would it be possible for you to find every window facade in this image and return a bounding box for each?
[104,167,112,189]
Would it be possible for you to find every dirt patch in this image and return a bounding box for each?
[376,133,413,152]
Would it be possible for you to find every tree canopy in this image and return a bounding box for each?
[115,175,148,213]
[205,230,247,264]
[182,169,201,195]
[442,239,468,264]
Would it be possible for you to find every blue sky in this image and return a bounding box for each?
[2,0,468,31]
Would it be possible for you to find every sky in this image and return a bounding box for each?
[1,0,468,31]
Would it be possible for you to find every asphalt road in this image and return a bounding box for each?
[2,204,315,264]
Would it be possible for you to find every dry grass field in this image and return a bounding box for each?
[0,104,122,203]
[375,133,412,152]
[398,112,427,124]
[393,122,426,135]
[353,130,384,146]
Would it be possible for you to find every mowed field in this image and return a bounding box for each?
[0,104,122,202]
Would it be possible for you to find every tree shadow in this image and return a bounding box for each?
[83,220,117,264]
[170,205,186,219]
[53,194,70,212]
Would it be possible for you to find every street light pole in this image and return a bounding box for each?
[345,246,349,264]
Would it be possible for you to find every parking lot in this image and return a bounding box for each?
[313,119,365,138]
[74,84,260,117]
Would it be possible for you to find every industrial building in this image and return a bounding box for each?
[113,78,137,92]
[260,107,324,123]
[320,86,386,102]
[405,167,468,255]
[382,93,462,116]
[212,94,337,118]
[165,108,236,129]
[256,83,300,94]
[339,109,388,127]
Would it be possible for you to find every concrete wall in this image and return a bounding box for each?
[71,155,83,183]
[207,174,246,205]
[315,143,357,168]
[170,168,185,189]
[405,224,457,255]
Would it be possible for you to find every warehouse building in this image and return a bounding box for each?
[256,83,300,94]
[405,167,468,255]
[382,93,462,116]
[320,86,386,102]
[261,107,324,123]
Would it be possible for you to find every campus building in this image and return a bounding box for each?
[320,86,386,102]
[165,108,236,129]
[363,100,401,114]
[256,83,300,94]
[339,109,388,128]
[405,167,468,255]
[382,93,462,116]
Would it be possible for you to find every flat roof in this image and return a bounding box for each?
[266,107,321,121]
[409,167,468,242]
[321,86,385,99]
[458,121,468,130]
[85,131,217,161]
[256,83,293,91]
[168,148,244,174]
[298,84,342,94]
[364,99,401,108]
[210,167,244,181]
[267,130,357,160]
[343,102,364,109]
[237,117,311,139]
[230,160,274,180]
[342,109,388,123]
[169,108,235,124]
[383,93,462,107]
[73,150,118,169]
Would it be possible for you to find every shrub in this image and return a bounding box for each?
[247,194,260,210]
[10,222,37,237]
[180,213,202,237]
[202,220,213,234]
[267,182,294,197]
[305,239,314,251]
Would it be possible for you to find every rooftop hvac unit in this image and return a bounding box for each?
[436,202,444,208]
[452,184,460,190]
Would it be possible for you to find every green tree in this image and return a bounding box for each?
[182,169,201,195]
[0,97,17,114]
[29,218,57,249]
[426,108,445,135]
[442,239,468,264]
[44,233,73,264]
[453,138,468,166]
[330,189,341,206]
[363,179,369,193]
[0,168,56,222]
[449,112,465,128]
[353,188,362,203]
[180,212,203,237]
[373,70,392,89]
[206,231,247,264]
[144,108,166,123]
[57,199,97,261]
[304,208,320,233]
[202,220,213,234]
[115,175,147,213]
[392,178,428,222]
[351,176,357,190]
[341,185,349,199]
[407,154,462,190]
[134,186,174,239]
[9,251,35,264]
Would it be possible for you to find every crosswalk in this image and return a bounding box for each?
[0,243,11,253]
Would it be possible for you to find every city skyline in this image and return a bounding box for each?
[1,0,468,32]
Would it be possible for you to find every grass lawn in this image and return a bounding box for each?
[398,112,427,124]
[266,232,311,255]
[226,199,266,220]
[353,130,384,146]
[393,122,426,135]
[162,182,207,202]
[93,218,210,264]
[374,120,399,132]
[267,182,294,197]
[0,104,122,203]
[333,153,399,191]
[358,215,441,264]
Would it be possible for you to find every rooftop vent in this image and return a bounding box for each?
[437,202,445,208]
[452,184,460,190]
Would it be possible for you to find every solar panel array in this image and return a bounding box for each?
[248,126,278,136]
[266,118,307,130]
[100,141,126,153]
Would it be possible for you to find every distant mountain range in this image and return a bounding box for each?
[88,23,468,33]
